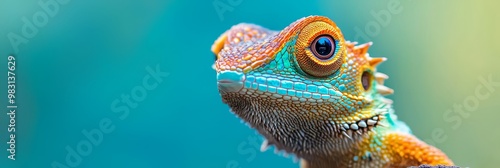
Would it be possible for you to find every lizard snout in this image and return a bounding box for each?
[217,71,245,93]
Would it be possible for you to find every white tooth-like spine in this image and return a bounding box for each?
[358,120,367,128]
[343,123,349,130]
[374,72,388,85]
[377,122,388,127]
[376,85,394,95]
[260,138,302,164]
[381,97,393,104]
[342,131,352,140]
[260,139,269,152]
[337,113,386,141]
[367,119,377,126]
[346,130,353,138]
[350,124,359,130]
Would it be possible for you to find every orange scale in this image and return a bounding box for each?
[242,54,252,61]
[264,48,273,54]
[237,63,247,69]
[250,57,257,62]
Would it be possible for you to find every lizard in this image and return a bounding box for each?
[211,15,454,168]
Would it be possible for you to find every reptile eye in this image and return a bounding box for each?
[293,20,345,77]
[311,35,335,60]
[361,71,372,90]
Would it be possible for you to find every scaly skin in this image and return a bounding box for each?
[212,16,453,168]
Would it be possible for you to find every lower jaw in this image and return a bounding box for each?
[220,94,387,159]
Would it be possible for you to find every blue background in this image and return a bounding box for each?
[0,0,498,167]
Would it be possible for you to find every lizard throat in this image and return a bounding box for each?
[220,90,388,160]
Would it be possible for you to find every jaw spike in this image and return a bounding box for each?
[377,122,388,127]
[368,57,387,67]
[353,42,373,56]
[342,131,353,140]
[374,72,389,85]
[376,85,394,95]
[345,41,358,48]
[381,97,394,104]
[260,140,271,152]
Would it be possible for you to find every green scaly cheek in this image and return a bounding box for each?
[244,40,369,113]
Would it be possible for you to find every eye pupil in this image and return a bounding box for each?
[316,38,331,55]
[311,35,335,60]
[361,71,371,90]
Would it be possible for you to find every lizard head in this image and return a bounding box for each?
[212,16,395,159]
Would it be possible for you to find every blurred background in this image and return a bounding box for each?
[0,0,498,167]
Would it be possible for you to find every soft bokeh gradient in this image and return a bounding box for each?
[0,0,498,167]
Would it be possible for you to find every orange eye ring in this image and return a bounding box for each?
[294,20,346,77]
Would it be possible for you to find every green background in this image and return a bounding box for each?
[0,0,498,167]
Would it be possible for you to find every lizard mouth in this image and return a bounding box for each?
[337,112,387,140]
[217,71,245,93]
